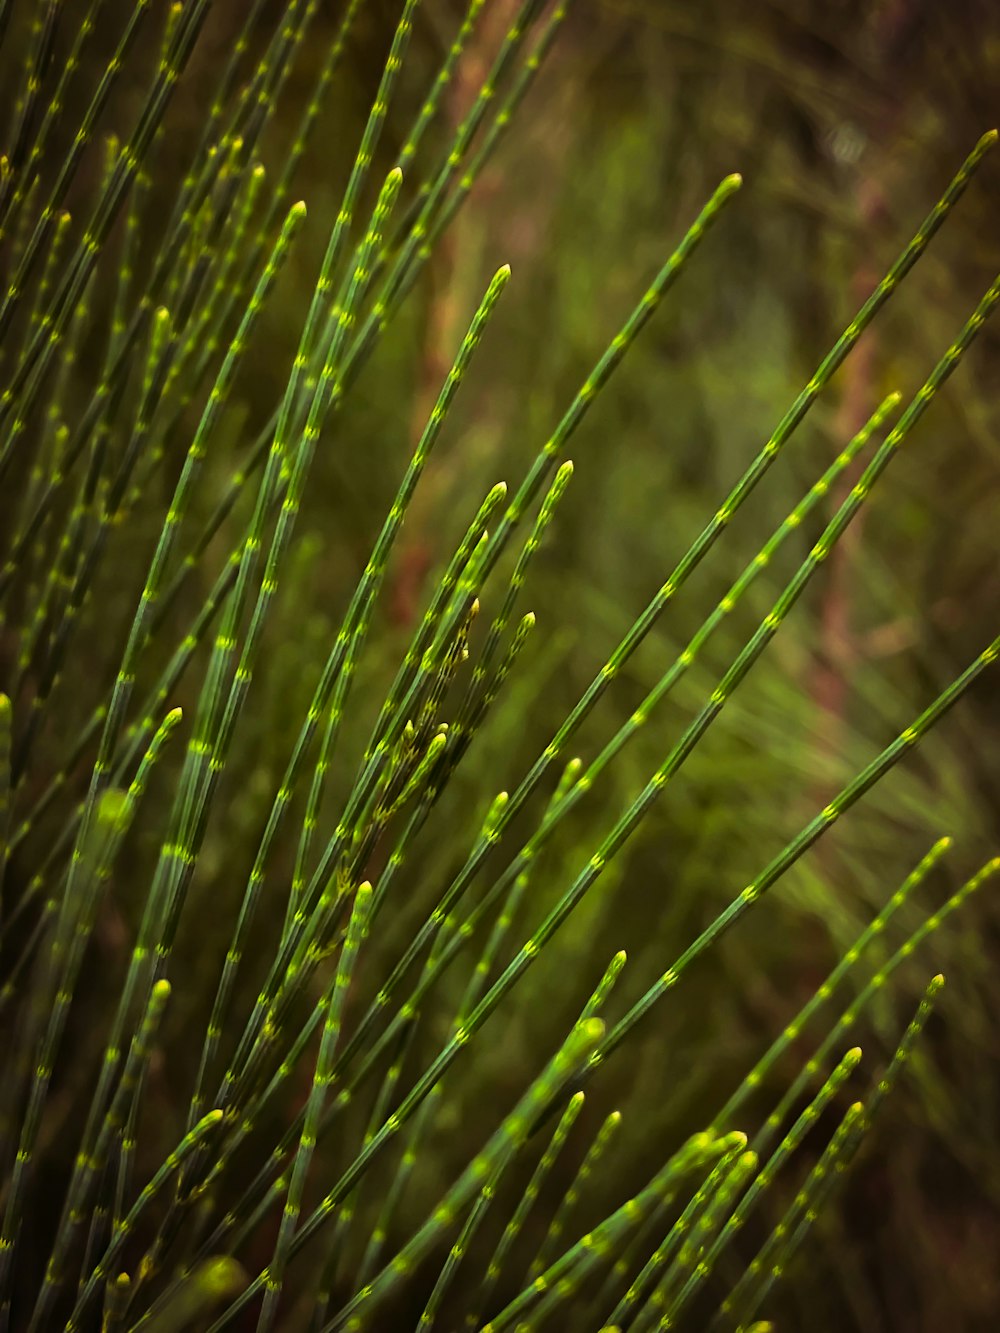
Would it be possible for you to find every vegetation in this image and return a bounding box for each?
[0,1,997,1329]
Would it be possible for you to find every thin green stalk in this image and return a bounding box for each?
[669,1048,863,1325]
[257,882,373,1332]
[482,1132,746,1333]
[709,837,950,1136]
[66,1112,226,1332]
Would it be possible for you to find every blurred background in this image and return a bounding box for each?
[8,0,1000,1327]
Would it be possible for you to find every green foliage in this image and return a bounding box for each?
[0,1,997,1330]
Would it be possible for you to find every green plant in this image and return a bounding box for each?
[0,1,997,1329]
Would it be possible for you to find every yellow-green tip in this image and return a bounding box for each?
[96,787,130,827]
[197,1255,246,1299]
[582,1016,605,1042]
